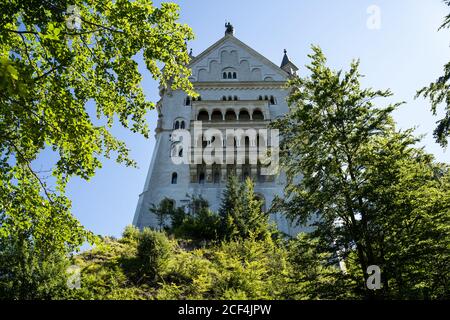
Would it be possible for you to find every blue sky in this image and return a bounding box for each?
[60,0,449,238]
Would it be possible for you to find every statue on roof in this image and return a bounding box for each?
[225,22,234,35]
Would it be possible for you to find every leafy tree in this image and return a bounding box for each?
[0,166,92,299]
[218,175,244,239]
[149,197,178,231]
[285,233,357,300]
[357,134,450,299]
[150,196,220,241]
[417,0,450,146]
[272,46,450,299]
[0,235,70,299]
[241,177,272,240]
[174,195,220,241]
[218,176,272,240]
[0,0,195,295]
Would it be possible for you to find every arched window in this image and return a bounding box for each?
[225,110,237,121]
[198,96,202,101]
[228,96,232,101]
[174,119,186,130]
[222,96,227,101]
[264,95,268,101]
[239,109,250,121]
[197,110,209,121]
[171,172,178,184]
[178,148,183,157]
[234,96,238,101]
[185,96,191,106]
[211,110,223,121]
[270,95,276,105]
[252,109,264,120]
[223,68,237,80]
[258,95,262,100]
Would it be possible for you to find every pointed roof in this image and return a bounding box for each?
[280,49,291,68]
[280,49,298,74]
[188,33,289,78]
[188,48,195,60]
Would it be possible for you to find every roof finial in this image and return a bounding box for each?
[225,22,234,35]
[188,48,195,60]
[284,49,287,54]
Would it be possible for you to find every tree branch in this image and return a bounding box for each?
[1,28,38,35]
[9,141,54,204]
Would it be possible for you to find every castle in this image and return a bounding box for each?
[133,24,301,235]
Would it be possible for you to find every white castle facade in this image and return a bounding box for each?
[133,25,302,235]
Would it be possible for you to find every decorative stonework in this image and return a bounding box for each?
[133,29,303,236]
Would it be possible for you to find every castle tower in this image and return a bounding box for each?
[133,25,301,235]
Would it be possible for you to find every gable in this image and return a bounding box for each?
[188,35,288,82]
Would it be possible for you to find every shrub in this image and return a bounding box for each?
[121,225,140,244]
[64,237,142,300]
[137,228,172,282]
[158,249,218,299]
[211,237,289,299]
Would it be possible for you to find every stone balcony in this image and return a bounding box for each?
[191,100,271,123]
